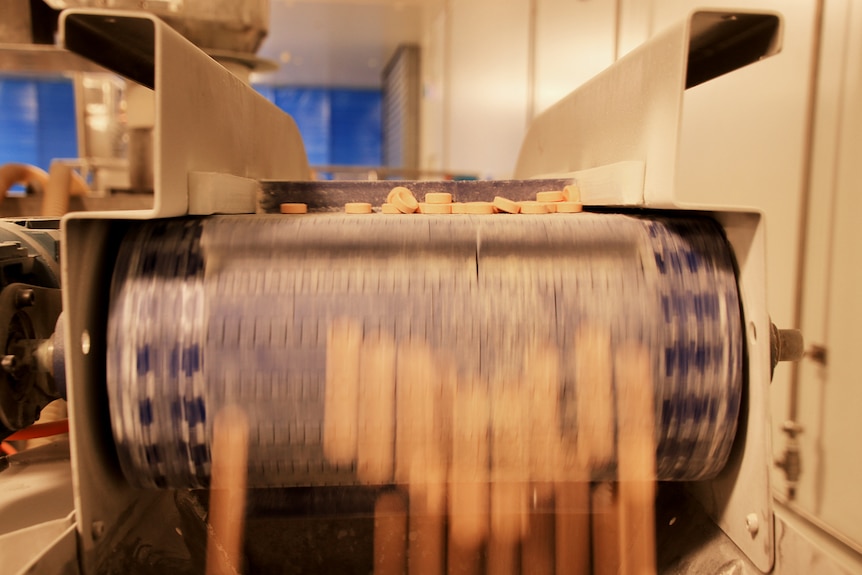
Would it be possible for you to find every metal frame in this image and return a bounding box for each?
[515,10,784,572]
[57,10,310,573]
[704,208,775,572]
[57,7,782,574]
[59,9,310,219]
[514,9,783,210]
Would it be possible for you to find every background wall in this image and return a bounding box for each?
[793,0,862,550]
[420,0,619,179]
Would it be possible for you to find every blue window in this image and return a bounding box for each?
[0,77,381,176]
[256,85,382,168]
[0,76,77,172]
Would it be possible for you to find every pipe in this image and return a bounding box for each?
[0,163,49,199]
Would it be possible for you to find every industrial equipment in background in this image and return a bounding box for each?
[0,0,274,212]
[0,219,63,442]
[3,5,856,575]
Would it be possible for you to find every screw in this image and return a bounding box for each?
[91,520,105,540]
[745,513,759,536]
[14,288,35,308]
[1,355,17,374]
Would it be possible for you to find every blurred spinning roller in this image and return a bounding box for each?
[106,213,743,489]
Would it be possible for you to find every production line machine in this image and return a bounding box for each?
[0,7,818,575]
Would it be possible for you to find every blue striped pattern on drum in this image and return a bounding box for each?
[106,213,742,488]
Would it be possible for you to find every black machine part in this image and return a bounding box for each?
[0,220,63,441]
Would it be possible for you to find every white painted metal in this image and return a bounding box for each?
[513,12,785,571]
[3,514,78,575]
[555,160,646,206]
[514,14,691,202]
[670,0,818,386]
[0,440,76,575]
[58,9,310,220]
[690,210,775,572]
[0,443,74,541]
[47,5,859,574]
[188,172,258,215]
[56,10,312,574]
[515,10,783,210]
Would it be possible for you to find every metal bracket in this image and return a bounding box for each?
[57,10,312,574]
[514,10,784,572]
[689,210,775,572]
[514,10,782,208]
[59,9,310,219]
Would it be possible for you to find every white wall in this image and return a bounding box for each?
[419,2,448,173]
[792,0,862,549]
[443,0,532,178]
[532,0,617,116]
[420,0,617,178]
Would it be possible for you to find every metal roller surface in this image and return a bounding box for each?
[107,213,742,489]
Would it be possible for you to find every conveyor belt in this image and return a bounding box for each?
[106,213,742,489]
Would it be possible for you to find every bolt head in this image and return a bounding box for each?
[745,513,759,536]
[14,288,35,308]
[1,354,15,372]
[91,520,105,540]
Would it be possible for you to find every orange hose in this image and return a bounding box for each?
[0,162,89,217]
[5,419,69,441]
[0,163,50,199]
[1,441,17,455]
